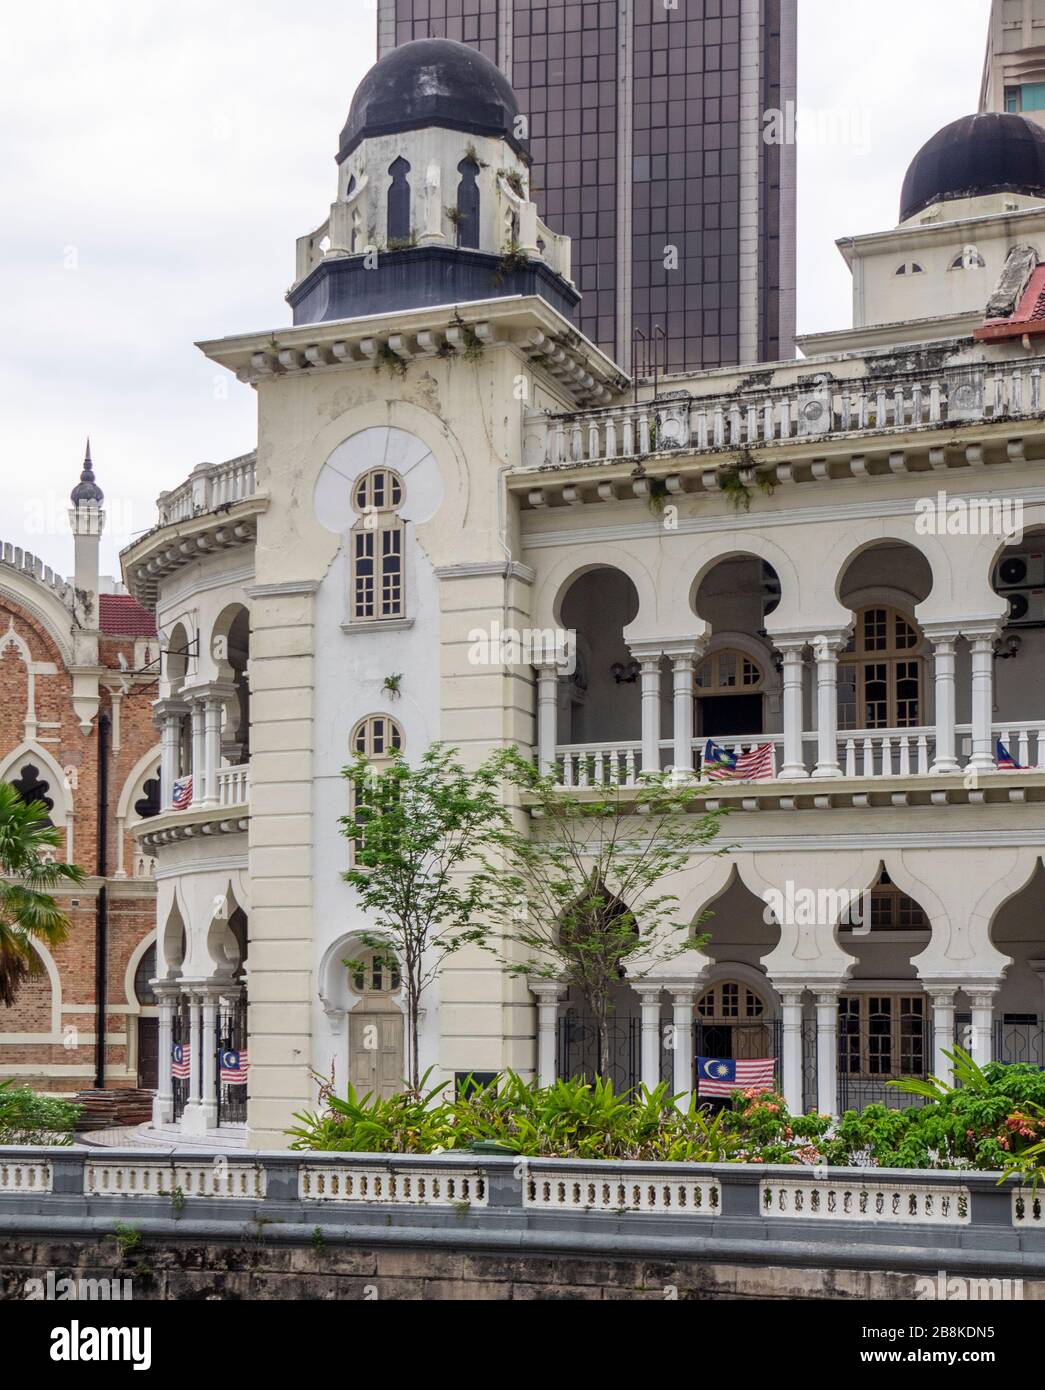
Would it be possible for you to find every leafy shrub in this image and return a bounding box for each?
[287,1049,1045,1173]
[0,1079,80,1145]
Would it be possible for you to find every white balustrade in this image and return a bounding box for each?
[298,1166,487,1206]
[158,454,258,526]
[524,1169,720,1215]
[0,1159,52,1193]
[1013,1190,1043,1226]
[761,1179,970,1225]
[548,720,1045,790]
[85,1160,264,1199]
[216,765,251,807]
[529,359,1045,468]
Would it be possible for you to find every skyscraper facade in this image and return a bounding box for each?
[981,0,1045,130]
[377,0,796,374]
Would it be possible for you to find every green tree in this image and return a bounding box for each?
[340,744,505,1089]
[0,782,85,1007]
[486,749,727,1083]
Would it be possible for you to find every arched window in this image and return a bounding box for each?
[134,768,161,820]
[695,650,763,695]
[697,981,766,1020]
[134,944,157,1005]
[387,157,412,243]
[894,262,924,276]
[838,869,929,933]
[351,469,405,622]
[455,157,481,248]
[350,948,401,997]
[351,715,404,760]
[11,764,53,824]
[950,247,985,269]
[838,607,922,730]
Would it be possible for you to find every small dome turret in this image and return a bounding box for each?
[70,439,104,506]
[900,112,1045,223]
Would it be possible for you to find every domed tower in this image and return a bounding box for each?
[799,110,1045,353]
[289,38,578,326]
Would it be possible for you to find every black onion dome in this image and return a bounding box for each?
[70,440,103,505]
[900,112,1045,222]
[338,38,528,164]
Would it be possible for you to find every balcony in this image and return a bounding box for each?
[157,454,258,526]
[547,723,1045,793]
[521,355,1045,475]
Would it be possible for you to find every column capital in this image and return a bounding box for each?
[968,985,1001,1008]
[661,639,705,664]
[634,983,664,1006]
[627,641,666,663]
[152,697,189,722]
[923,985,958,1007]
[527,978,568,1002]
[810,631,851,659]
[778,987,806,1008]
[814,987,842,1009]
[962,620,1005,645]
[921,623,962,646]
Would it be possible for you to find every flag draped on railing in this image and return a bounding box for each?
[701,739,775,782]
[172,776,193,810]
[696,1057,776,1097]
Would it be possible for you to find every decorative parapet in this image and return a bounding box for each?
[0,542,75,609]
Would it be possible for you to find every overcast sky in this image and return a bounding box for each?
[0,0,989,579]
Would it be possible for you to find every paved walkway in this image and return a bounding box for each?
[80,1123,252,1153]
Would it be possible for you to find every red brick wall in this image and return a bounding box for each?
[0,599,158,1094]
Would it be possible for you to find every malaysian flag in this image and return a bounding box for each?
[701,739,776,782]
[171,1042,190,1079]
[172,776,193,810]
[219,1048,248,1085]
[696,1056,776,1098]
[996,741,1025,770]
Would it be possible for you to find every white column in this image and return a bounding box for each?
[636,985,662,1091]
[530,981,565,1088]
[780,988,805,1114]
[777,641,808,779]
[669,649,698,775]
[190,699,205,804]
[815,988,840,1116]
[181,990,204,1133]
[156,701,186,811]
[966,627,999,772]
[634,653,663,774]
[200,991,220,1128]
[927,629,960,774]
[927,986,956,1080]
[203,697,223,807]
[670,989,696,1109]
[812,635,846,779]
[153,986,176,1126]
[535,664,559,775]
[969,987,998,1066]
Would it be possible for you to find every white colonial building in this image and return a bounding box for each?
[122,43,1045,1146]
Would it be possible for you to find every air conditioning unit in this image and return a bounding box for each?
[995,551,1045,590]
[1003,588,1045,626]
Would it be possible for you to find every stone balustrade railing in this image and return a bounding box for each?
[216,765,251,808]
[524,357,1045,471]
[157,454,258,526]
[547,723,1045,788]
[0,1148,1040,1272]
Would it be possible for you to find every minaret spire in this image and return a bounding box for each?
[71,436,104,506]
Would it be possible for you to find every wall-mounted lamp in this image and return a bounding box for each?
[995,634,1022,661]
[611,659,641,684]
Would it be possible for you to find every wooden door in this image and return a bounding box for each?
[348,1011,405,1099]
[137,1017,159,1089]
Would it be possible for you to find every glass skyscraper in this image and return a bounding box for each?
[377,0,795,375]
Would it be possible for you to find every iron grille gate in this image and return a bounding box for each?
[556,1015,804,1101]
[556,1012,640,1093]
[216,995,248,1124]
[995,1019,1045,1067]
